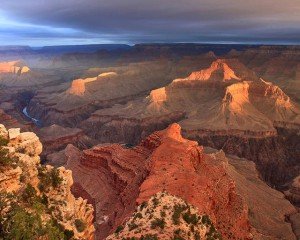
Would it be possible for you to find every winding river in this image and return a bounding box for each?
[22,107,40,125]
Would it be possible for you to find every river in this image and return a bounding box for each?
[22,107,40,125]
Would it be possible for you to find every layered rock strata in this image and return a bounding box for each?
[65,124,296,239]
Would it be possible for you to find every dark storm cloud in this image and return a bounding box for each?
[0,0,299,45]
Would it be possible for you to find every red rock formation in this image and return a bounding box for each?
[137,124,251,240]
[66,124,254,239]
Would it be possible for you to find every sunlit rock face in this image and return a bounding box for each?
[64,123,297,240]
[227,46,300,103]
[67,72,118,96]
[0,60,31,75]
[0,59,53,87]
[0,124,95,240]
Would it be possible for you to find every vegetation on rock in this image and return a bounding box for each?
[107,192,222,240]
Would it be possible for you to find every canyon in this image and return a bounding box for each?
[0,44,299,239]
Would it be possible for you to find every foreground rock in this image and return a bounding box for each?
[107,192,222,240]
[64,123,296,239]
[0,124,95,239]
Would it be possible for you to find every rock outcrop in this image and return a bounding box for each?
[65,123,297,239]
[107,192,222,240]
[67,72,118,96]
[0,124,95,240]
[0,60,31,75]
[0,59,59,87]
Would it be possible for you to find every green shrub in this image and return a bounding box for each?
[74,219,86,233]
[206,224,222,240]
[140,234,158,240]
[115,225,124,233]
[43,220,65,240]
[173,235,185,240]
[22,184,37,204]
[134,212,143,220]
[0,136,14,167]
[152,197,159,207]
[201,215,211,225]
[3,206,43,239]
[0,136,8,146]
[128,222,138,231]
[64,229,74,240]
[172,204,188,225]
[0,147,15,167]
[139,201,148,211]
[194,231,201,240]
[38,167,63,192]
[51,168,63,188]
[150,218,165,230]
[182,211,199,225]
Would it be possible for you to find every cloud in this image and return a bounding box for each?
[0,0,299,45]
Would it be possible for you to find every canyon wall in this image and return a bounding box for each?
[65,124,297,239]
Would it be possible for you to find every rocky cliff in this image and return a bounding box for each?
[64,123,296,239]
[0,124,95,239]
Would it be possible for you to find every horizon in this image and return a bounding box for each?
[0,42,300,49]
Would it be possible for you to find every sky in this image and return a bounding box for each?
[0,0,299,46]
